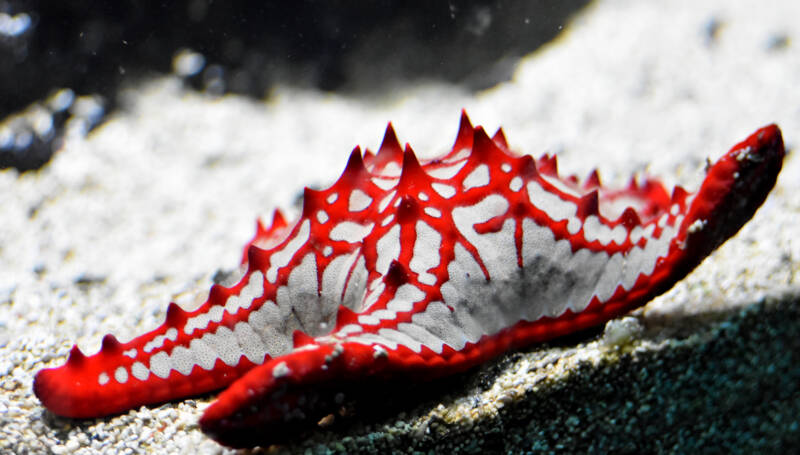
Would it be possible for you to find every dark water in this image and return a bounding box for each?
[0,0,591,172]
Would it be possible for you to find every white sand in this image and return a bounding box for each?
[1,0,798,453]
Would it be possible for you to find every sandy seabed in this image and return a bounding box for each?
[2,1,800,453]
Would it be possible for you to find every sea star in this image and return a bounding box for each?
[34,113,784,448]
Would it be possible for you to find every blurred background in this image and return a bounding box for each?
[0,0,589,171]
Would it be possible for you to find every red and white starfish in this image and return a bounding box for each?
[34,112,784,448]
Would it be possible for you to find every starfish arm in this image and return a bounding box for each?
[199,124,784,447]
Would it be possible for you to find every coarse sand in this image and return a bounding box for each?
[2,1,799,453]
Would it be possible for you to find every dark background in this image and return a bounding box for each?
[0,0,591,171]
